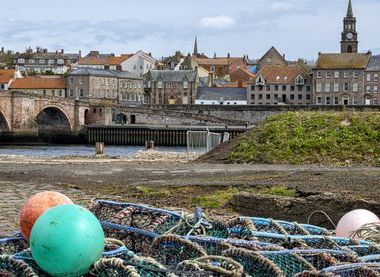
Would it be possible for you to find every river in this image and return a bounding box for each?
[0,145,187,158]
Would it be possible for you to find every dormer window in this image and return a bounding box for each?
[255,75,265,86]
[183,80,189,89]
[210,65,215,72]
[295,75,305,85]
[157,80,163,89]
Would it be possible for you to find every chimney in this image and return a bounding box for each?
[148,52,152,57]
[214,52,217,59]
[79,50,82,57]
[61,49,64,54]
[227,53,230,58]
[1,47,3,53]
[282,54,285,59]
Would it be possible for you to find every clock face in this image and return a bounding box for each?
[346,32,354,40]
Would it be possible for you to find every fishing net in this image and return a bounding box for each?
[320,263,380,276]
[0,254,38,277]
[0,238,28,255]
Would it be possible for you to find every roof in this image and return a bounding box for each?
[14,52,77,60]
[315,53,371,69]
[196,87,247,101]
[147,70,197,82]
[367,55,380,71]
[0,69,16,83]
[69,68,141,79]
[256,64,310,84]
[195,57,245,66]
[258,47,286,66]
[230,67,256,79]
[9,77,66,89]
[78,54,132,66]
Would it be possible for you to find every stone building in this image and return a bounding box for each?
[312,52,371,105]
[13,48,80,74]
[255,47,287,72]
[195,87,247,105]
[67,68,144,105]
[365,55,380,105]
[9,76,67,97]
[341,0,358,53]
[144,70,198,105]
[248,64,312,105]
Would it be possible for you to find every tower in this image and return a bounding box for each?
[193,36,198,56]
[341,0,358,53]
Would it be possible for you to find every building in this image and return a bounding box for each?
[0,69,22,90]
[341,0,358,53]
[9,76,67,97]
[254,47,288,72]
[121,51,157,76]
[365,55,380,105]
[77,52,132,71]
[195,87,247,105]
[313,52,371,105]
[248,64,312,105]
[144,70,198,105]
[67,68,144,105]
[229,67,256,84]
[13,48,80,74]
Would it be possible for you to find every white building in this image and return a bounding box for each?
[0,69,22,90]
[121,51,157,76]
[195,87,248,105]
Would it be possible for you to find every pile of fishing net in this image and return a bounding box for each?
[3,199,380,276]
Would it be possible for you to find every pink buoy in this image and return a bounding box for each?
[336,209,380,238]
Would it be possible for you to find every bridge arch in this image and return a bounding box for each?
[0,110,10,131]
[36,105,73,131]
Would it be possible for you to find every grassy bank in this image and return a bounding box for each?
[229,111,380,166]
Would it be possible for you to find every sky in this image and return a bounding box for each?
[1,0,379,61]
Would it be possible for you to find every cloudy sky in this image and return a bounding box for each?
[1,0,378,60]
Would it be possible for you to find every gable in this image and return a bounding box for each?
[258,47,286,70]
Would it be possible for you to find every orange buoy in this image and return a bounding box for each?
[19,191,73,241]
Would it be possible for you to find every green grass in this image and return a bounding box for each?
[258,186,296,197]
[192,188,239,209]
[229,111,380,166]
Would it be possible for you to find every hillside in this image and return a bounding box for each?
[200,111,380,166]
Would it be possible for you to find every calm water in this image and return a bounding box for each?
[0,145,187,158]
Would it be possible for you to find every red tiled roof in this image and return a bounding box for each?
[0,69,16,83]
[9,77,66,89]
[256,65,309,84]
[196,57,245,66]
[78,54,132,66]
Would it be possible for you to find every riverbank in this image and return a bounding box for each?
[1,156,380,233]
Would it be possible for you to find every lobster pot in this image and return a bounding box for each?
[186,131,221,154]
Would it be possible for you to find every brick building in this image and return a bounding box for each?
[248,64,312,105]
[144,70,198,105]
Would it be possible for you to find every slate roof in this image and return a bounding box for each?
[315,53,371,70]
[147,70,196,82]
[196,87,247,101]
[256,64,310,84]
[69,68,141,79]
[10,77,66,89]
[367,55,380,71]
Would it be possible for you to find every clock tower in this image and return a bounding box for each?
[341,0,358,53]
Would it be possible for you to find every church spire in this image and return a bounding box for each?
[193,36,198,56]
[347,0,353,17]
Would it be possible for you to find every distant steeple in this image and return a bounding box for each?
[347,0,353,17]
[193,36,198,56]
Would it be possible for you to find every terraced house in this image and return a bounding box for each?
[248,64,312,105]
[365,55,380,105]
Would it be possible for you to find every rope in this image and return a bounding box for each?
[90,258,140,277]
[151,234,208,257]
[352,223,380,243]
[307,211,337,229]
[0,254,38,277]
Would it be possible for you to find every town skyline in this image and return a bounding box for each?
[1,0,379,60]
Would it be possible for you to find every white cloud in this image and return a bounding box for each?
[199,15,235,29]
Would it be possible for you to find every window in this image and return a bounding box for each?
[334,83,339,92]
[326,97,331,105]
[344,71,350,78]
[80,89,84,97]
[274,94,278,99]
[52,89,55,96]
[18,58,25,64]
[39,59,45,64]
[295,75,305,85]
[43,90,46,96]
[251,94,255,99]
[353,82,358,92]
[290,86,295,91]
[157,81,163,89]
[366,86,371,93]
[297,86,302,92]
[374,98,378,105]
[266,94,270,99]
[298,94,302,100]
[69,77,74,84]
[367,74,371,82]
[326,72,332,79]
[317,72,322,78]
[48,59,55,65]
[251,85,255,91]
[183,80,188,89]
[334,71,340,78]
[29,59,35,64]
[79,79,83,85]
[325,82,330,92]
[274,85,279,91]
[306,94,311,100]
[306,86,311,92]
[57,59,64,65]
[69,89,73,97]
[334,97,339,105]
[266,85,270,91]
[353,71,359,78]
[258,94,263,100]
[59,90,62,97]
[210,65,215,72]
[282,85,286,91]
[290,95,295,100]
[256,75,265,85]
[344,82,349,92]
[374,74,379,82]
[374,86,378,94]
[133,65,137,70]
[317,97,322,105]
[316,82,322,92]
